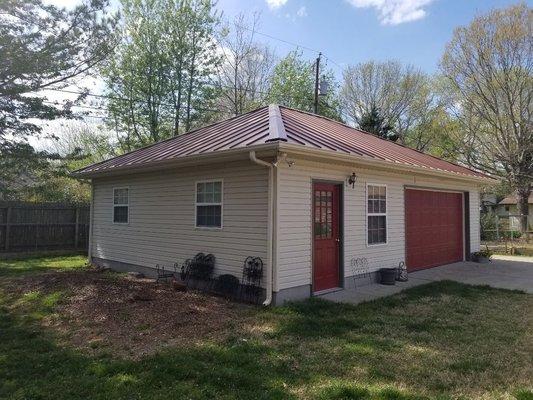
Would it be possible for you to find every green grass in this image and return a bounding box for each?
[0,256,532,399]
[0,254,87,276]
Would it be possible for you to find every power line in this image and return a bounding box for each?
[232,21,345,73]
[44,81,274,112]
[42,88,222,114]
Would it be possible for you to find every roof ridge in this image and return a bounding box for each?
[266,104,288,142]
[278,105,490,179]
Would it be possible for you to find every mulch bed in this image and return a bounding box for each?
[3,269,251,359]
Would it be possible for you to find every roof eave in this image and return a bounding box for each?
[71,143,279,179]
[278,143,498,185]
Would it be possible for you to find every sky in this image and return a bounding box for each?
[213,0,526,75]
[36,0,527,148]
[45,0,526,76]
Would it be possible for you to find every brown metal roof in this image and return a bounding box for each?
[75,105,491,180]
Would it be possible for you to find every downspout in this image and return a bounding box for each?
[249,150,276,306]
[87,179,94,265]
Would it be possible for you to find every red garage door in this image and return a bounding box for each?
[405,189,464,271]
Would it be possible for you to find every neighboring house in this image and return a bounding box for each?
[75,105,495,305]
[495,195,533,230]
[480,193,498,213]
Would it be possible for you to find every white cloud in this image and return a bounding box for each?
[346,0,434,25]
[266,0,288,10]
[296,6,308,17]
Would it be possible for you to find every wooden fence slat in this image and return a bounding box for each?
[0,203,89,254]
[75,207,80,249]
[5,207,11,251]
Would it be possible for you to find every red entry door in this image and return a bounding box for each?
[405,189,464,271]
[313,183,340,292]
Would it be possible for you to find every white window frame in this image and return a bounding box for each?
[366,183,388,246]
[195,179,223,229]
[112,187,129,224]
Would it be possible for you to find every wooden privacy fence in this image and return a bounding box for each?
[0,202,90,254]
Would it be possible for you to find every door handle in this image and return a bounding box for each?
[335,238,340,242]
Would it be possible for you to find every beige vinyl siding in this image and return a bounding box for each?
[91,160,268,282]
[276,158,481,291]
[469,190,481,251]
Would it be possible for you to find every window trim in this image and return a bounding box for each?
[366,183,388,246]
[112,187,130,225]
[194,179,223,230]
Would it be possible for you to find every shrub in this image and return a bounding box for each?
[471,248,493,262]
[480,211,498,241]
[501,230,522,240]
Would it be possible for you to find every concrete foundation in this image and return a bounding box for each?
[92,257,162,278]
[272,284,312,305]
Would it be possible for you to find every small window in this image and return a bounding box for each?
[113,188,129,223]
[367,185,386,245]
[196,181,222,228]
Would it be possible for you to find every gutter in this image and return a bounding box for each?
[249,151,276,306]
[278,143,498,185]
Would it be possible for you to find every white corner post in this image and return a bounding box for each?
[87,180,94,264]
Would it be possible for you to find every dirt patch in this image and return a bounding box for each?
[3,269,251,359]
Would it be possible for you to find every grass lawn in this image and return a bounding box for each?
[0,256,532,400]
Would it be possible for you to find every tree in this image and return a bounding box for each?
[0,0,118,199]
[103,0,221,148]
[267,51,342,120]
[358,105,394,139]
[215,13,276,117]
[340,61,428,142]
[31,121,115,203]
[43,120,115,162]
[441,3,533,233]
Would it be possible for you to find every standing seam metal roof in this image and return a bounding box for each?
[75,105,490,180]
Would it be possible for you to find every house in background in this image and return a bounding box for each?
[480,193,498,213]
[495,195,533,230]
[75,105,495,305]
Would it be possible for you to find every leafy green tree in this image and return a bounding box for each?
[441,3,532,233]
[103,0,221,149]
[267,51,342,120]
[4,121,114,203]
[0,0,118,200]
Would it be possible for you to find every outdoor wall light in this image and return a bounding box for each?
[348,172,357,188]
[273,152,295,167]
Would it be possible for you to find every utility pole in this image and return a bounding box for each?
[314,52,321,114]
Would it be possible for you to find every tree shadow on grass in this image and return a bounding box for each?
[1,280,530,400]
[0,306,300,400]
[258,281,532,398]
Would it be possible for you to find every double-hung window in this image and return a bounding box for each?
[113,188,129,224]
[196,180,222,228]
[367,184,387,245]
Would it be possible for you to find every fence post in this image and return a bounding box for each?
[74,207,80,249]
[4,207,11,251]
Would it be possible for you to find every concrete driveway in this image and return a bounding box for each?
[320,255,533,304]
